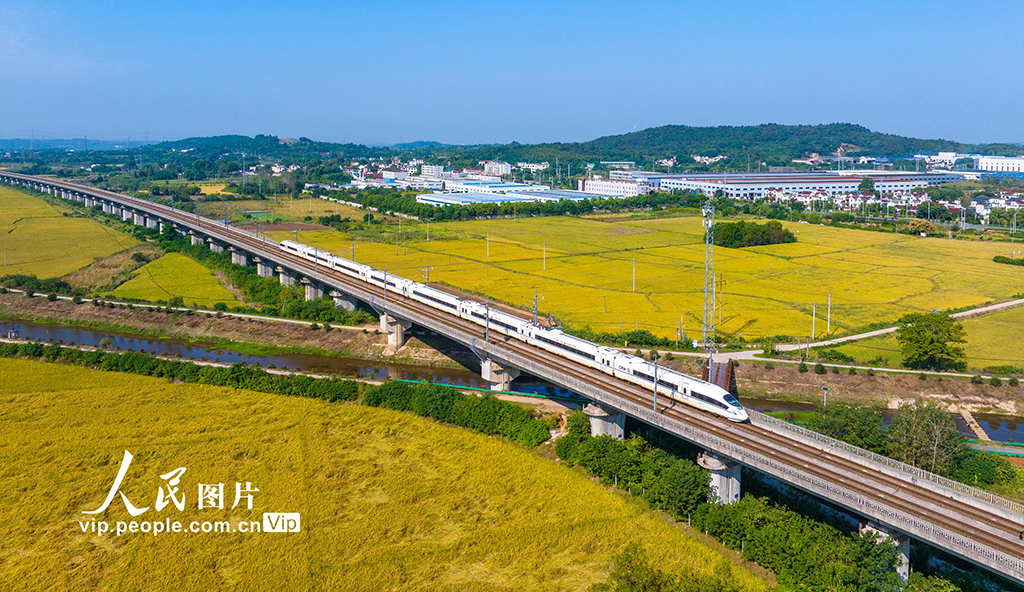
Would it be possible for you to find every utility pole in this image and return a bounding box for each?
[812,303,816,341]
[827,293,831,336]
[652,351,659,412]
[533,290,543,326]
[485,298,490,341]
[543,242,546,271]
[632,258,636,293]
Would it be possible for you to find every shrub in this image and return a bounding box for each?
[798,362,808,373]
[971,375,984,384]
[47,292,58,302]
[866,369,875,376]
[72,295,82,304]
[848,367,856,375]
[763,362,774,370]
[1010,377,1020,387]
[310,323,320,331]
[814,363,826,375]
[831,366,839,374]
[663,352,673,361]
[918,373,927,381]
[990,376,1002,387]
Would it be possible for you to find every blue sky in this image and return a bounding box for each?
[1,1,1021,145]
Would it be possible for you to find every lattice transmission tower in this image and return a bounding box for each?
[701,200,716,370]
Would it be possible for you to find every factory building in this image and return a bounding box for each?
[977,156,1024,173]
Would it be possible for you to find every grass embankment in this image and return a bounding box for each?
[265,214,1024,344]
[104,252,244,308]
[0,358,768,591]
[0,186,140,277]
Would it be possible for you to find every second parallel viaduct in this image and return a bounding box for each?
[2,172,1022,585]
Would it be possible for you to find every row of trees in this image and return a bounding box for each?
[713,220,796,248]
[807,401,1014,486]
[363,381,551,447]
[0,342,360,401]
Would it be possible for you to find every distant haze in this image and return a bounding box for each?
[1,1,1022,145]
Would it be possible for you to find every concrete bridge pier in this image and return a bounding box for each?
[583,402,625,439]
[329,290,358,311]
[229,247,248,266]
[190,233,204,246]
[380,313,412,354]
[480,358,521,392]
[698,452,741,504]
[860,520,910,582]
[254,258,274,278]
[145,217,159,230]
[277,267,295,287]
[122,208,133,222]
[207,239,224,253]
[302,278,323,301]
[132,212,145,226]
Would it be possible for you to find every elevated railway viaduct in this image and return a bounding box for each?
[3,172,1022,585]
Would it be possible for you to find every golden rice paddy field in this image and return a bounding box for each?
[270,213,1024,340]
[0,186,139,278]
[104,252,243,307]
[0,358,768,591]
[834,305,1024,371]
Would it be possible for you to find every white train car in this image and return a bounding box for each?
[278,239,748,422]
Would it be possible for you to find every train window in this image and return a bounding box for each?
[723,394,742,408]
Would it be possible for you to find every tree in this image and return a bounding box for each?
[894,312,966,371]
[858,177,875,193]
[888,400,964,475]
[809,403,888,454]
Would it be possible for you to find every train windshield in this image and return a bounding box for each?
[723,394,742,408]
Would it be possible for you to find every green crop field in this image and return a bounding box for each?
[268,213,1024,341]
[105,253,242,307]
[0,186,139,278]
[0,358,768,591]
[198,196,368,224]
[833,306,1024,372]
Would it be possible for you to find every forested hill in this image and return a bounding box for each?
[24,124,1022,169]
[453,123,1023,166]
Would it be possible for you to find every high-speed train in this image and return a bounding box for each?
[280,240,748,422]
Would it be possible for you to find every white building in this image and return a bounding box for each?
[443,180,550,194]
[482,161,512,177]
[382,170,408,180]
[517,162,550,172]
[421,164,445,178]
[577,176,650,197]
[977,156,1024,173]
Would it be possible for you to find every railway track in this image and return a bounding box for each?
[7,173,1024,579]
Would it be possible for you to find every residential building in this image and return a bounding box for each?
[421,164,445,178]
[482,161,512,177]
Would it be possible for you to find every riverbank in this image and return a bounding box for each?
[0,292,476,369]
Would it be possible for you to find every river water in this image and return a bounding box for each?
[2,319,1019,441]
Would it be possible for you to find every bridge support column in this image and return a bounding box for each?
[583,402,625,439]
[302,278,323,301]
[380,313,412,354]
[277,267,295,287]
[329,290,357,311]
[229,248,247,266]
[480,358,521,392]
[145,217,158,230]
[860,521,910,582]
[698,452,741,504]
[208,239,224,253]
[255,258,274,278]
[132,212,144,226]
[190,233,204,246]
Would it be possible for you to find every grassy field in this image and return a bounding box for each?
[267,212,1024,341]
[833,306,1024,372]
[0,358,768,591]
[0,186,139,278]
[197,195,369,224]
[104,253,242,307]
